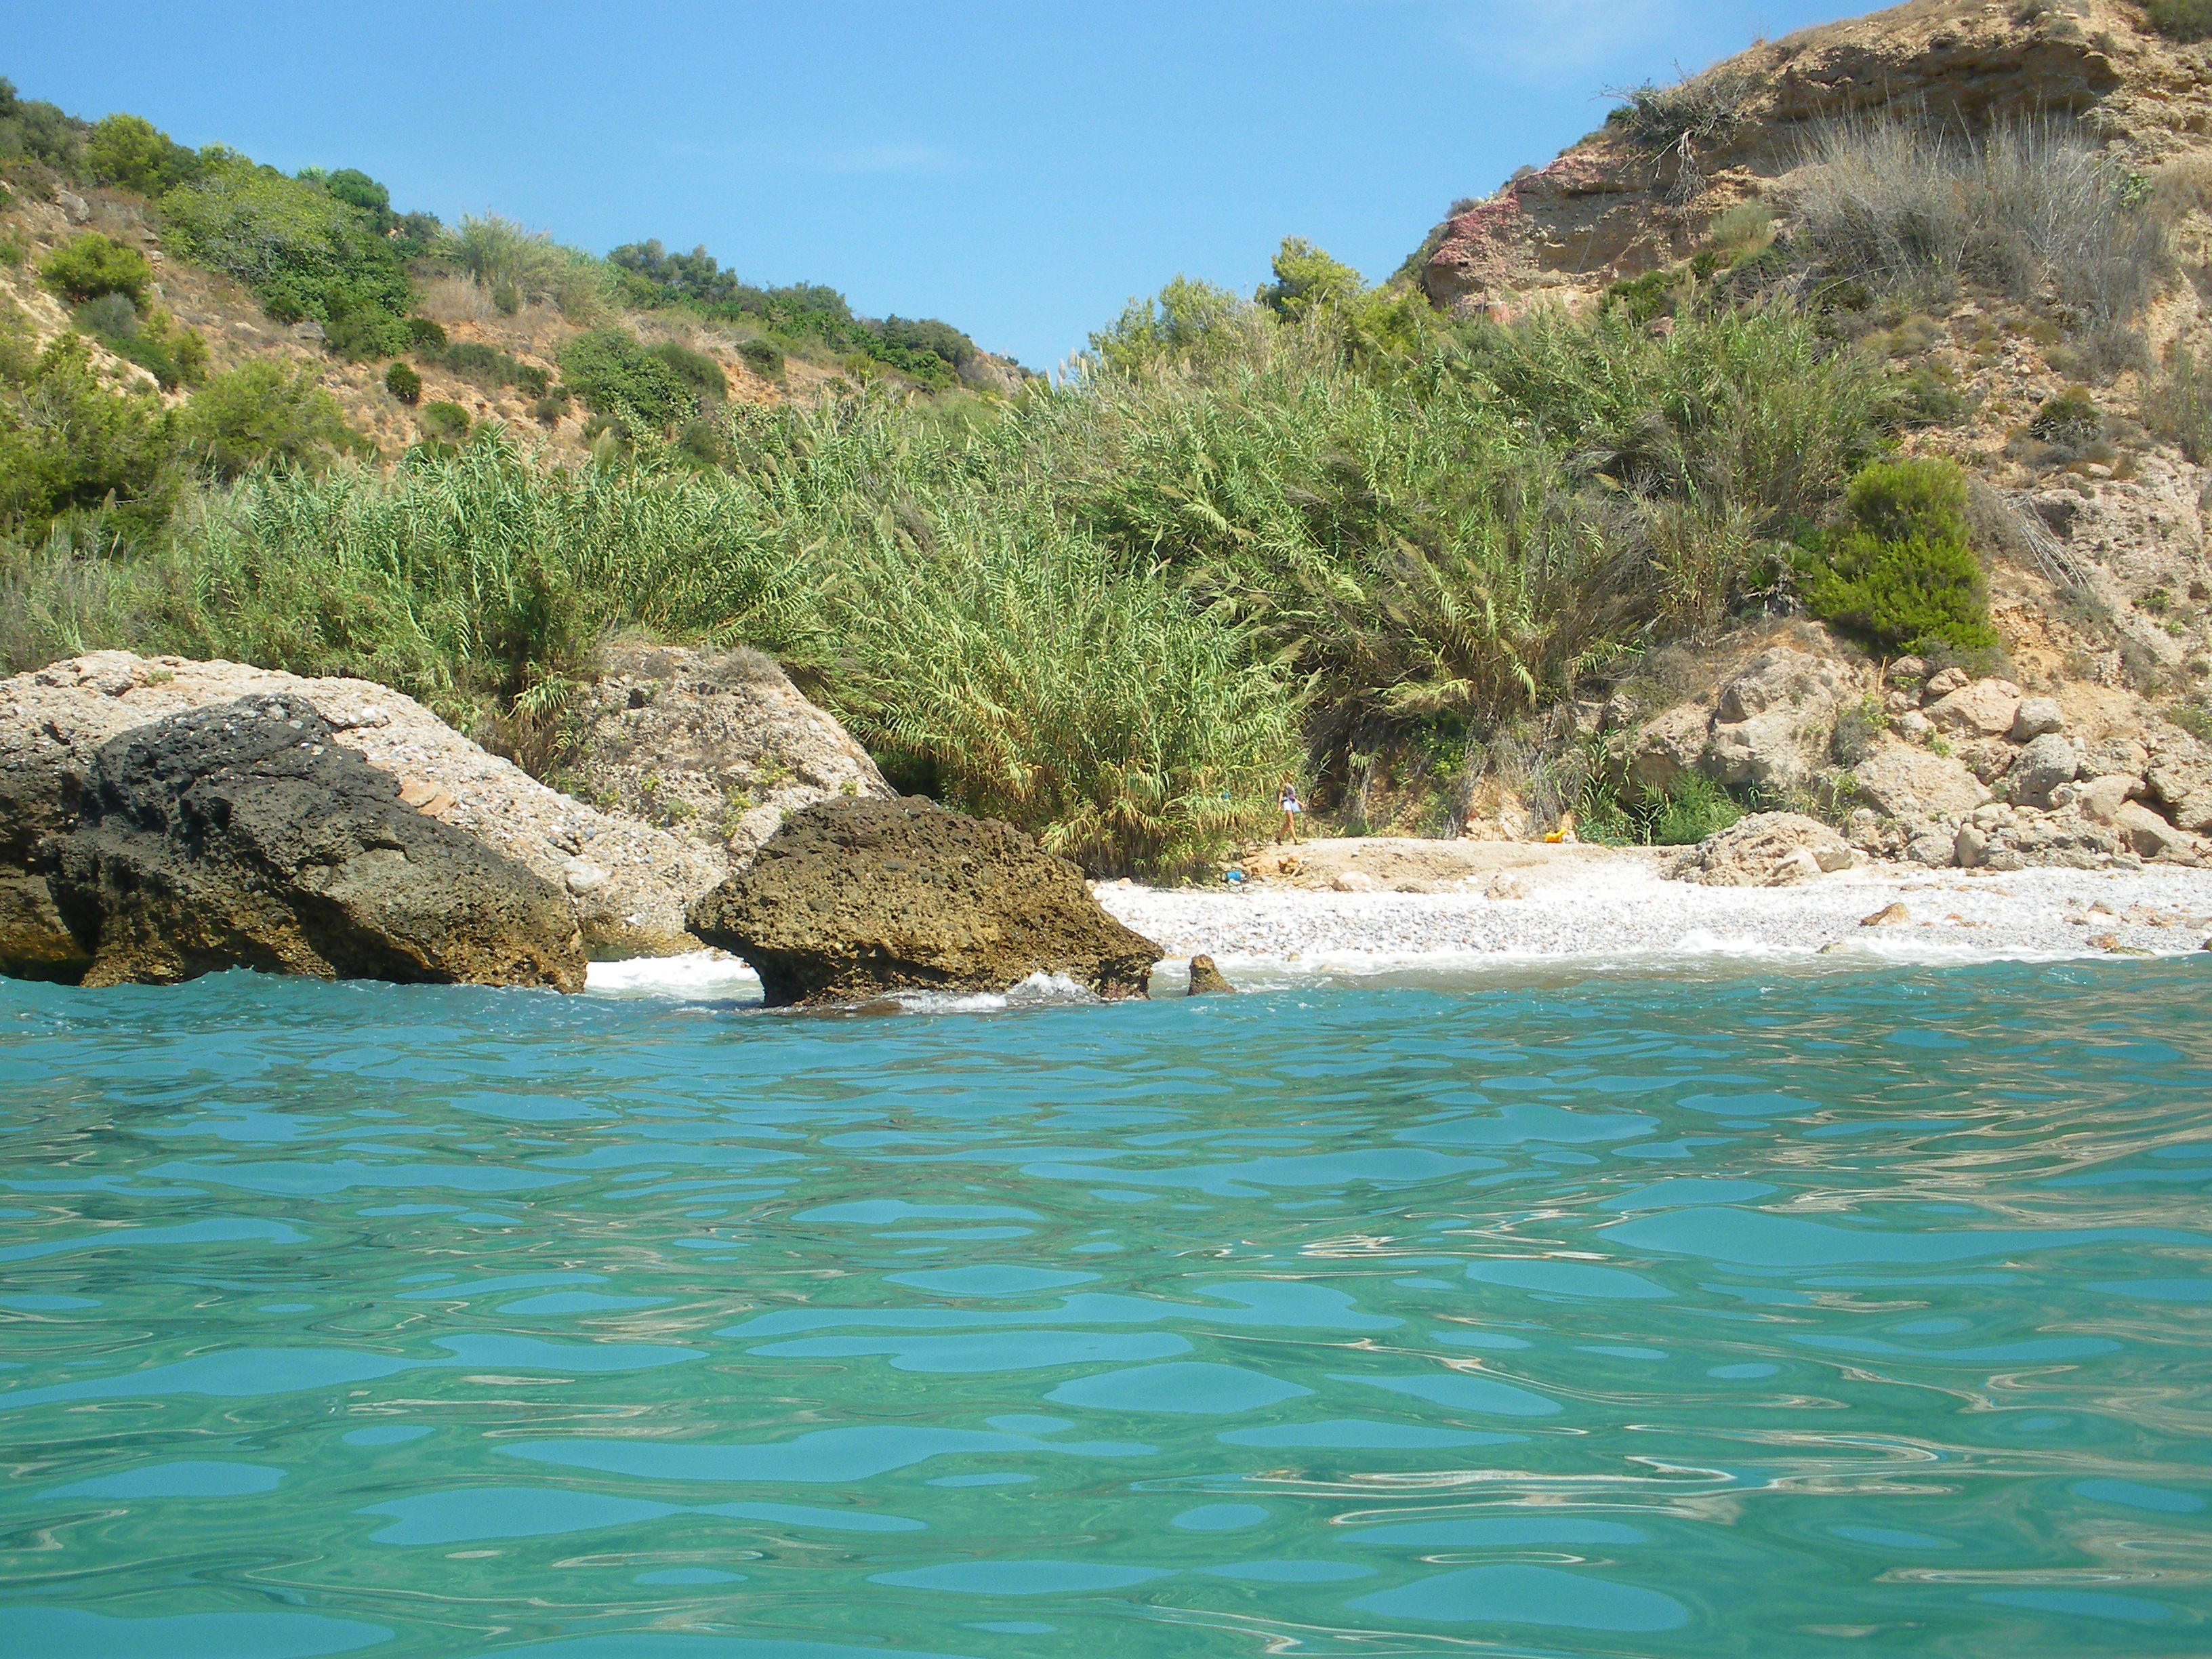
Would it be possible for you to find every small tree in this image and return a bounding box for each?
[1257,237,1366,321]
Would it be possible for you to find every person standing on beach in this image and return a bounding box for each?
[1277,775,1303,844]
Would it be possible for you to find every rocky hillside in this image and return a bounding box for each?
[1414,0,2211,309]
[1365,0,2212,876]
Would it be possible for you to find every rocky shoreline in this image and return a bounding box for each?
[5,648,2207,1006]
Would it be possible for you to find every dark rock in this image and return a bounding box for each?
[687,796,1160,1007]
[45,696,586,991]
[1187,954,1235,996]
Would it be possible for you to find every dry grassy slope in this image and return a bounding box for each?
[1407,0,2212,741]
[0,179,876,464]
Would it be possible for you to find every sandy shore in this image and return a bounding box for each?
[1090,838,2212,972]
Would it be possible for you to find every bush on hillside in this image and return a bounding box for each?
[736,338,784,380]
[179,362,366,480]
[1257,237,1365,321]
[2146,347,2212,462]
[0,331,179,544]
[609,238,981,385]
[300,166,392,229]
[0,79,85,172]
[445,214,609,320]
[1843,456,1970,544]
[2148,0,2212,41]
[874,315,978,369]
[1605,67,1763,152]
[150,434,815,737]
[83,112,200,195]
[830,509,1298,876]
[2030,386,2103,449]
[558,329,695,429]
[75,296,207,390]
[39,233,152,304]
[418,401,470,442]
[161,153,413,348]
[1087,276,1256,377]
[385,361,422,405]
[1794,119,2167,324]
[407,316,449,354]
[647,340,727,403]
[1803,459,1996,654]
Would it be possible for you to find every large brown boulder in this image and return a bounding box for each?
[687,796,1161,1006]
[45,697,585,991]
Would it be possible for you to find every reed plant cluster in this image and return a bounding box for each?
[3,275,1897,874]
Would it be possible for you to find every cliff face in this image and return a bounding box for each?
[1417,0,2211,311]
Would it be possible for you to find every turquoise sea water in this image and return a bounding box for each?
[2,958,2210,1658]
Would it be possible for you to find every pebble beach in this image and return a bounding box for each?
[1092,849,2212,981]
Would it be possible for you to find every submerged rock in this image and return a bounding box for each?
[1187,954,1235,996]
[46,697,585,991]
[687,796,1162,1007]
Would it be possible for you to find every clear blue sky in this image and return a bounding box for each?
[3,1,1863,371]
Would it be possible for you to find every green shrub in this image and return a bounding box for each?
[1580,762,1742,846]
[1706,201,1775,257]
[2148,0,2212,41]
[531,388,571,425]
[1805,457,1994,654]
[735,338,783,380]
[148,434,813,748]
[647,340,727,403]
[2145,348,2212,462]
[1844,457,1971,543]
[831,510,1298,876]
[1256,237,1366,321]
[407,316,449,354]
[180,362,365,480]
[82,112,199,195]
[557,329,695,428]
[385,361,422,405]
[1648,771,1743,845]
[419,401,470,441]
[0,333,180,543]
[0,235,22,267]
[323,308,409,361]
[302,166,392,229]
[39,233,152,305]
[1805,531,1996,654]
[442,341,520,387]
